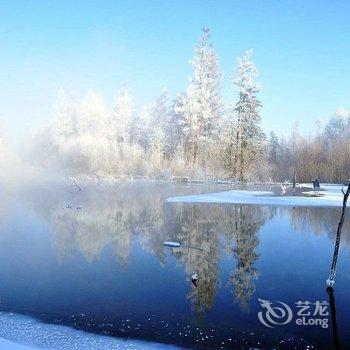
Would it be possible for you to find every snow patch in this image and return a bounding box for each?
[166,184,345,207]
[0,313,186,349]
[0,337,36,350]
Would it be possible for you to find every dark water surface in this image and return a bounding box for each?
[0,181,349,349]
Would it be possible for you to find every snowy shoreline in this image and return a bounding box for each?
[0,313,186,350]
[0,338,35,350]
[166,184,346,207]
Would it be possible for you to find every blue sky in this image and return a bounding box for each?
[1,0,350,139]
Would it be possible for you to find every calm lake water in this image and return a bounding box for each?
[0,181,349,350]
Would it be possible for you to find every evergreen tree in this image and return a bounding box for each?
[232,49,264,181]
[177,28,222,169]
[268,131,279,164]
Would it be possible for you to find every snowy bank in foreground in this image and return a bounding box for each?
[166,184,345,207]
[0,313,186,350]
[0,338,35,350]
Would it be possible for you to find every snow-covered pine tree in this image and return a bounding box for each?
[177,28,223,170]
[267,131,280,180]
[268,131,279,164]
[232,49,264,181]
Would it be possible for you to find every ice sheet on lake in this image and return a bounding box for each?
[166,184,345,207]
[0,313,186,350]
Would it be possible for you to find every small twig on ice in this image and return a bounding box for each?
[65,176,82,193]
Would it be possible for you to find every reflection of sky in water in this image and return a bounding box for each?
[0,182,349,349]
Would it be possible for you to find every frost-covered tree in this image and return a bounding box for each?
[165,94,185,159]
[268,131,279,164]
[50,89,81,169]
[176,28,223,168]
[152,88,169,129]
[150,125,166,156]
[110,83,133,144]
[76,91,111,173]
[231,49,264,181]
[137,89,169,154]
[149,89,169,159]
[51,88,77,146]
[78,90,108,137]
[267,131,280,180]
[325,107,350,140]
[174,93,194,162]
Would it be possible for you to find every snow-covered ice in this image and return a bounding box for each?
[0,338,35,350]
[166,184,346,207]
[0,313,186,350]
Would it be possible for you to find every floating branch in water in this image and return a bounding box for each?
[326,183,350,288]
[163,241,204,250]
[164,241,181,248]
[190,273,198,287]
[183,244,204,251]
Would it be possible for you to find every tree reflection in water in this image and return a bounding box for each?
[17,182,348,315]
[288,206,350,248]
[171,205,221,314]
[227,205,274,311]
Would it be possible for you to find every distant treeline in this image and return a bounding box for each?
[24,29,349,183]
